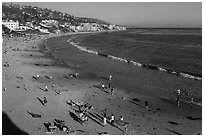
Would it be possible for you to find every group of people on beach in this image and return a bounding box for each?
[100,75,130,132]
[102,111,128,132]
[101,75,115,95]
[175,89,194,108]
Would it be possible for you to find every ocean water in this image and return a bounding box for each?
[75,28,202,76]
[46,28,202,103]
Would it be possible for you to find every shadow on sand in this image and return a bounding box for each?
[2,112,28,135]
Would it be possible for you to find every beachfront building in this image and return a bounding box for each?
[38,28,50,34]
[80,23,101,32]
[69,25,77,32]
[121,26,127,30]
[25,22,34,28]
[18,26,32,30]
[108,24,115,30]
[82,23,92,31]
[91,23,100,31]
[76,26,84,32]
[2,20,19,30]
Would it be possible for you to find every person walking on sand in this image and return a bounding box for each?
[119,116,128,131]
[120,116,124,121]
[43,97,47,106]
[75,72,79,78]
[109,75,112,81]
[108,83,111,89]
[36,74,40,80]
[190,97,194,108]
[101,83,105,90]
[110,87,114,95]
[110,114,115,124]
[145,100,149,111]
[44,85,48,91]
[103,113,107,126]
[177,89,181,95]
[176,89,181,107]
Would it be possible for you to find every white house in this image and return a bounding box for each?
[39,28,50,34]
[19,26,32,30]
[2,20,19,30]
[76,26,84,31]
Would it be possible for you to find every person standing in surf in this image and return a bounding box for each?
[176,89,181,107]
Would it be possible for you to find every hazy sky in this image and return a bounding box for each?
[15,2,202,28]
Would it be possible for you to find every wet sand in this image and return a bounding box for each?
[2,33,202,135]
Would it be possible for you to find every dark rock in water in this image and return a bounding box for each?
[146,64,158,70]
[98,52,108,57]
[186,116,202,120]
[142,64,148,68]
[168,121,179,125]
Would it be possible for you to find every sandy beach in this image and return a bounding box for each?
[2,33,202,135]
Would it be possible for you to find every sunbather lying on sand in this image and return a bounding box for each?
[44,122,57,133]
[115,116,129,132]
[32,74,40,81]
[79,112,88,123]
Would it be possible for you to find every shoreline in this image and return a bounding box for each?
[2,33,202,135]
[44,33,202,106]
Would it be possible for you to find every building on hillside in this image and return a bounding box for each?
[19,26,32,30]
[25,22,34,28]
[41,20,58,26]
[76,26,84,32]
[82,23,92,31]
[121,26,126,30]
[69,25,76,31]
[91,23,100,31]
[2,20,19,30]
[108,24,115,30]
[39,23,52,29]
[38,28,50,34]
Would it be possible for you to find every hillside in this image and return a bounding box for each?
[2,2,127,34]
[2,3,111,26]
